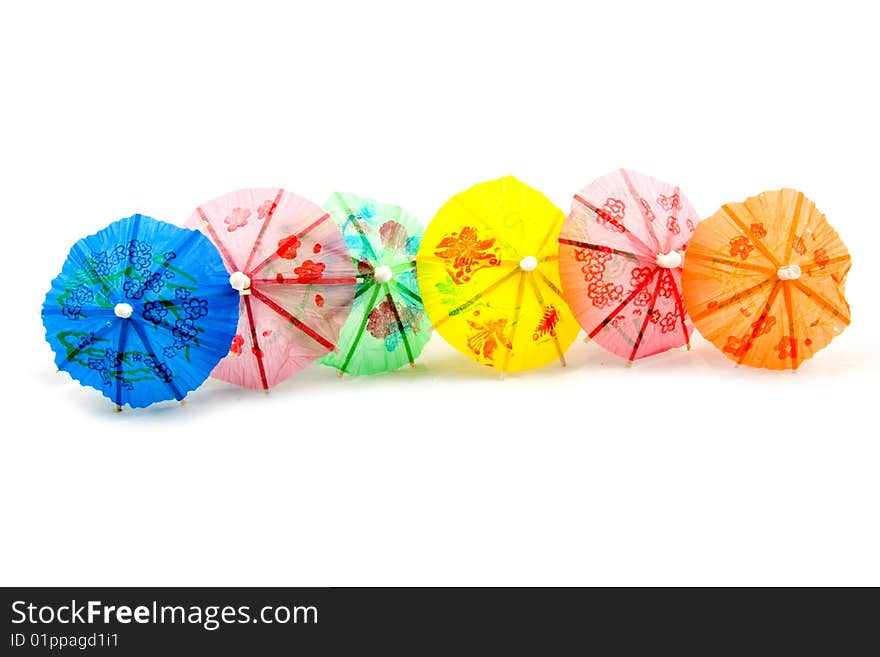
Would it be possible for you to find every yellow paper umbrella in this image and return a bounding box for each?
[416,177,579,373]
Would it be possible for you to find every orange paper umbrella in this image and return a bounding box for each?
[681,189,851,370]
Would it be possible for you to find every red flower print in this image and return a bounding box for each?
[639,198,656,222]
[313,243,322,254]
[659,312,677,334]
[633,287,652,307]
[532,305,561,340]
[729,235,754,260]
[577,249,612,283]
[658,274,675,298]
[224,207,251,232]
[750,223,767,238]
[276,273,285,283]
[595,198,626,233]
[466,317,513,362]
[276,234,302,260]
[229,334,244,355]
[775,335,797,360]
[686,218,695,232]
[252,346,264,358]
[666,215,680,235]
[630,266,653,288]
[257,199,276,221]
[294,259,325,283]
[751,314,776,337]
[314,294,324,308]
[792,236,806,256]
[813,248,830,268]
[723,335,750,359]
[647,309,661,324]
[657,193,681,212]
[380,221,408,251]
[588,281,623,308]
[434,226,501,284]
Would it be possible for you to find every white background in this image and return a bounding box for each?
[2,1,878,586]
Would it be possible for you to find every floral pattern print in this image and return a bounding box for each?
[532,306,560,341]
[366,300,424,352]
[750,223,767,238]
[276,234,302,260]
[775,335,797,360]
[595,198,626,233]
[466,317,513,362]
[813,248,830,268]
[729,235,754,260]
[434,226,501,284]
[293,259,325,283]
[224,207,251,232]
[658,193,681,211]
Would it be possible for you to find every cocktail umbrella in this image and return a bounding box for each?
[42,214,239,409]
[681,189,851,370]
[185,188,356,389]
[417,176,579,373]
[319,192,431,375]
[557,169,697,364]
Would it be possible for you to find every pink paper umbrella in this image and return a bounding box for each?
[186,188,356,389]
[558,169,697,364]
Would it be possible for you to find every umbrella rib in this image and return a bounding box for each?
[629,272,664,363]
[243,295,269,390]
[433,268,521,328]
[334,192,378,261]
[533,270,566,303]
[557,238,646,262]
[383,285,415,367]
[250,276,358,285]
[586,267,659,340]
[791,280,851,325]
[198,207,241,272]
[665,269,691,350]
[392,259,417,273]
[340,283,381,372]
[393,280,423,305]
[243,188,285,273]
[782,281,798,369]
[619,168,663,252]
[128,320,184,401]
[500,272,528,373]
[683,252,775,274]
[249,288,336,351]
[721,204,781,268]
[784,191,805,262]
[526,273,567,367]
[690,277,775,322]
[248,212,331,277]
[573,194,656,260]
[800,254,851,274]
[735,281,781,365]
[113,319,131,407]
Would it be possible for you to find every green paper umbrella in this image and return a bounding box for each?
[320,192,432,375]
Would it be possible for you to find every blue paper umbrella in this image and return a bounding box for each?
[42,214,239,409]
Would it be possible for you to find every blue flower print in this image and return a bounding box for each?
[174,287,192,300]
[172,318,198,343]
[182,297,208,319]
[142,300,168,324]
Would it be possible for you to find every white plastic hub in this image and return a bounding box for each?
[374,265,393,284]
[656,251,683,269]
[113,302,133,319]
[229,271,252,295]
[519,255,538,272]
[777,264,802,281]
